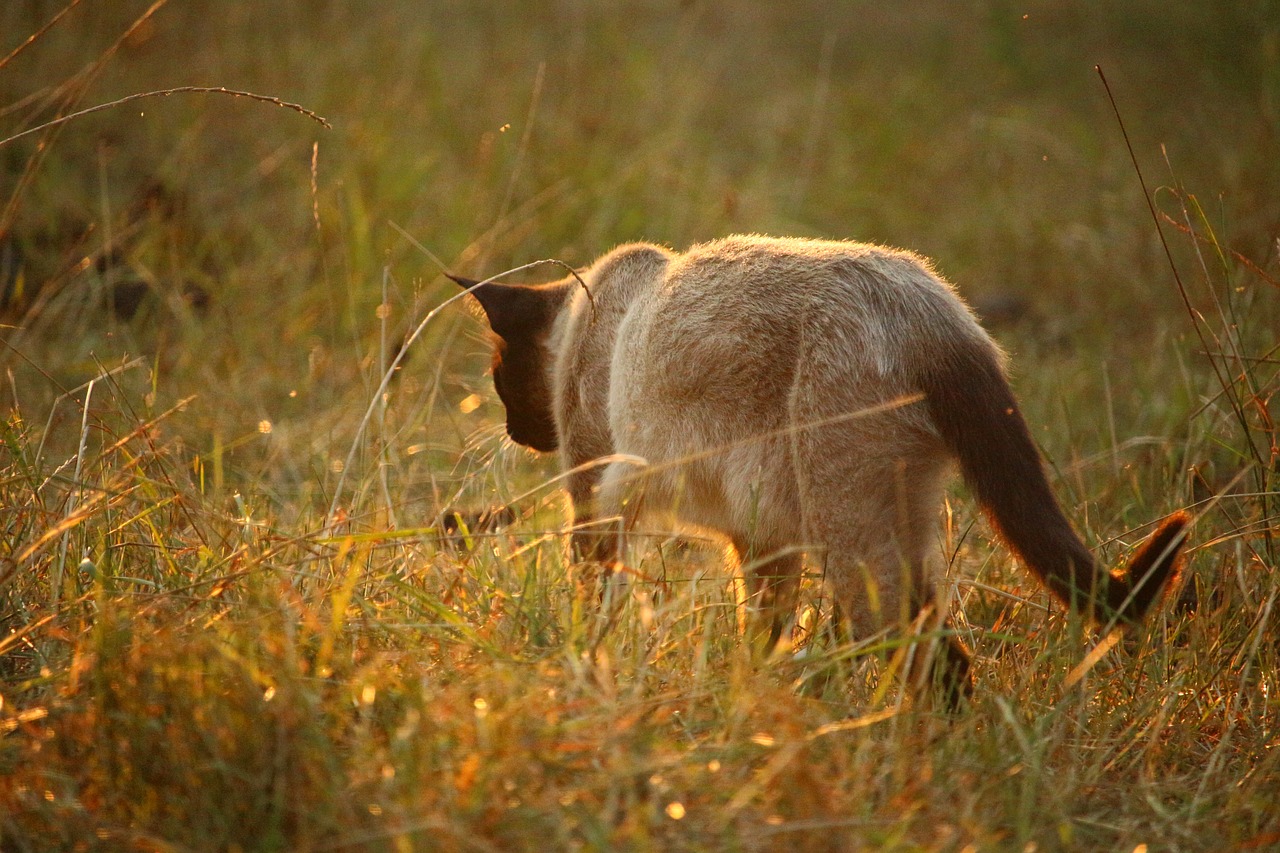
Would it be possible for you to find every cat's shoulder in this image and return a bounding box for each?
[590,242,674,281]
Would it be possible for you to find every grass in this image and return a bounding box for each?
[1,1,1278,850]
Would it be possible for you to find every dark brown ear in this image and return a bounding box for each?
[453,275,568,340]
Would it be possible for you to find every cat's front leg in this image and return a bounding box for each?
[565,463,640,607]
[566,467,613,565]
[583,458,650,595]
[733,540,804,655]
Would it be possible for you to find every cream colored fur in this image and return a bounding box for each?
[459,234,1188,703]
[547,235,989,638]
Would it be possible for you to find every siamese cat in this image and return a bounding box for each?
[452,235,1189,701]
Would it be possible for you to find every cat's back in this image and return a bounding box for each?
[639,234,979,354]
[609,235,991,425]
[668,234,961,312]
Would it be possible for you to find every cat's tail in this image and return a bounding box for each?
[920,334,1189,625]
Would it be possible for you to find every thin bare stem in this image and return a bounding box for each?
[0,0,85,72]
[2,0,171,235]
[378,265,398,530]
[325,258,579,531]
[496,63,546,237]
[0,86,331,148]
[1095,65,1245,440]
[53,377,94,606]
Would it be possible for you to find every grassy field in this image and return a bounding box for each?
[1,2,1278,850]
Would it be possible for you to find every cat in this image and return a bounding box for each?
[452,234,1189,702]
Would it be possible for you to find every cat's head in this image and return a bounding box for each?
[451,274,573,453]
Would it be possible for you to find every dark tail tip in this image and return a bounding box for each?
[1109,511,1191,623]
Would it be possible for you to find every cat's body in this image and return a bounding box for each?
[456,235,1188,699]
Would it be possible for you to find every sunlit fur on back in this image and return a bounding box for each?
[460,235,1189,702]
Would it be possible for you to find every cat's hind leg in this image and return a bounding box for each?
[791,411,971,706]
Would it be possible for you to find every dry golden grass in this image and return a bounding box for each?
[1,2,1277,850]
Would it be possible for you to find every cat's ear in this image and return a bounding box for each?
[446,273,479,290]
[450,273,563,340]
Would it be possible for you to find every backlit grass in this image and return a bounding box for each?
[1,2,1277,850]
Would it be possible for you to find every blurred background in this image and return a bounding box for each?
[3,7,1278,847]
[1,0,1277,519]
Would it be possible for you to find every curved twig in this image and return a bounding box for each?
[0,86,330,148]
